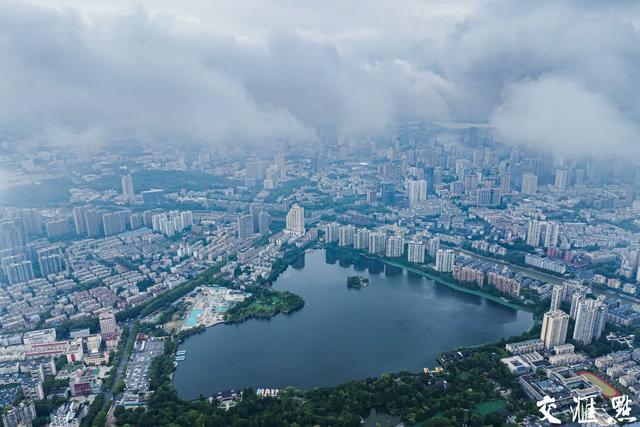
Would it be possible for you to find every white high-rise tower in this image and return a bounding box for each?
[286,204,305,234]
[121,174,135,201]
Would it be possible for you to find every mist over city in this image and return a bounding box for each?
[1,1,640,426]
[2,0,640,157]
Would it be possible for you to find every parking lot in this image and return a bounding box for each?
[124,338,165,394]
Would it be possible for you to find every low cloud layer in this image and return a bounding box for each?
[492,77,640,157]
[2,0,640,155]
[448,1,640,156]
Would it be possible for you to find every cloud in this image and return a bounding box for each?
[417,0,640,156]
[0,3,312,146]
[491,77,640,157]
[0,1,461,147]
[2,0,640,156]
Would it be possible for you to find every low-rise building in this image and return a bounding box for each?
[506,339,545,355]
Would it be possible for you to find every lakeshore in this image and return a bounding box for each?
[458,247,640,309]
[172,249,532,398]
[374,255,531,312]
[326,244,532,312]
[180,286,249,330]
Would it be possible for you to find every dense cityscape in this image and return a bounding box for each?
[3,0,640,426]
[0,122,640,425]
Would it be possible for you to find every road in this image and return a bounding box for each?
[104,319,137,426]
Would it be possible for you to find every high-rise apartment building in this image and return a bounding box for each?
[570,292,585,320]
[130,213,144,230]
[499,173,511,195]
[521,173,538,195]
[435,249,455,272]
[555,169,569,190]
[286,204,305,234]
[3,257,34,285]
[85,209,104,237]
[386,236,404,258]
[121,174,134,200]
[237,214,253,239]
[368,232,386,254]
[366,189,377,204]
[354,228,369,250]
[1,400,36,427]
[427,238,440,258]
[245,158,265,180]
[381,181,396,206]
[141,189,165,205]
[249,203,261,233]
[181,211,193,229]
[526,220,544,247]
[45,219,70,239]
[407,179,427,205]
[102,211,130,236]
[572,297,607,345]
[476,187,501,207]
[540,310,569,350]
[38,247,64,277]
[550,284,564,311]
[324,222,339,243]
[544,221,560,248]
[99,311,117,334]
[20,209,42,236]
[0,220,25,250]
[72,206,88,235]
[407,241,425,263]
[338,225,355,247]
[258,211,270,235]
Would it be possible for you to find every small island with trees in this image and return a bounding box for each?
[225,287,304,323]
[347,275,370,289]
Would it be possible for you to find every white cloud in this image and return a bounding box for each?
[2,0,640,156]
[0,3,313,146]
[491,77,640,157]
[0,1,465,146]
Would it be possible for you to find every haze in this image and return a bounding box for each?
[2,0,640,156]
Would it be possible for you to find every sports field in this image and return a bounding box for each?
[577,370,621,398]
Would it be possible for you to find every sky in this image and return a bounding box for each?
[2,0,640,156]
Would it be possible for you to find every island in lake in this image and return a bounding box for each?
[225,286,304,323]
[347,275,369,289]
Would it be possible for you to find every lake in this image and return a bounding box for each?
[173,248,533,399]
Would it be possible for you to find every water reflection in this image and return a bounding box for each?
[325,249,338,265]
[172,249,533,399]
[406,270,423,280]
[291,252,306,270]
[385,264,403,277]
[368,259,385,275]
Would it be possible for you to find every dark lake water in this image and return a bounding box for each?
[173,249,533,399]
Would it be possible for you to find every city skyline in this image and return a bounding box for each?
[1,0,640,425]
